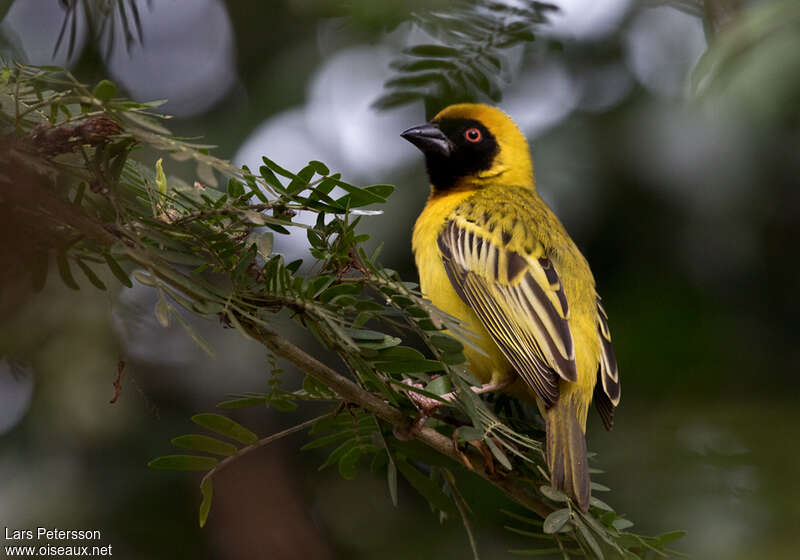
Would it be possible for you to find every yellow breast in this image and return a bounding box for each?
[412,190,513,385]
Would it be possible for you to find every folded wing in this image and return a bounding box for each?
[594,298,620,429]
[437,218,577,407]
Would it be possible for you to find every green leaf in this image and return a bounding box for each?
[172,310,216,357]
[227,178,245,198]
[376,346,426,361]
[390,58,461,72]
[575,518,604,559]
[75,259,107,291]
[159,250,208,267]
[191,413,258,444]
[335,182,390,208]
[356,335,402,350]
[252,231,273,260]
[307,275,335,298]
[375,359,444,374]
[387,455,399,507]
[404,44,462,58]
[259,165,283,191]
[425,375,450,395]
[430,334,463,353]
[440,351,466,365]
[539,485,568,503]
[232,246,257,279]
[485,437,512,470]
[301,430,355,450]
[343,328,388,340]
[261,156,296,179]
[542,508,570,534]
[92,79,117,102]
[302,374,334,398]
[148,455,218,471]
[590,496,613,512]
[338,446,361,480]
[217,396,267,409]
[105,253,132,287]
[656,531,687,545]
[56,252,79,290]
[320,439,357,470]
[308,160,329,175]
[171,435,238,457]
[242,209,268,225]
[287,163,316,194]
[456,426,484,442]
[501,509,543,527]
[199,477,213,527]
[396,457,455,514]
[270,397,298,412]
[286,259,303,273]
[365,184,394,198]
[318,282,361,302]
[612,519,634,531]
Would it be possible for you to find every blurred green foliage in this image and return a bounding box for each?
[373,0,559,116]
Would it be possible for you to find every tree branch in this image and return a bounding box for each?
[252,324,553,519]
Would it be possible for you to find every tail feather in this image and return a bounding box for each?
[545,403,591,511]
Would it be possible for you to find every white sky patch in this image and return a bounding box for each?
[545,0,632,40]
[105,0,238,117]
[626,6,707,98]
[502,61,580,138]
[1,0,85,67]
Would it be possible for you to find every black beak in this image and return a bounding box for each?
[400,123,452,157]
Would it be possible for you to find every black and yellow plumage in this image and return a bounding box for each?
[402,104,620,511]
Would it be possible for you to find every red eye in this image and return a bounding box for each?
[464,128,482,143]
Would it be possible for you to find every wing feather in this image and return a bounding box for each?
[594,298,620,429]
[437,219,577,407]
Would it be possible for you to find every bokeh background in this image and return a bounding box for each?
[1,0,799,558]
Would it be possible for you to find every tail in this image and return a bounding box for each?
[545,401,591,511]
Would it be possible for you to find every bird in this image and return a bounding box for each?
[401,103,620,511]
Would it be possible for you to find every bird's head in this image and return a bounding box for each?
[401,103,534,194]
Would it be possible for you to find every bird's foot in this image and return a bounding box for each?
[393,378,456,441]
[470,378,515,395]
[394,377,514,441]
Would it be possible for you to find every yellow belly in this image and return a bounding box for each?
[412,191,515,387]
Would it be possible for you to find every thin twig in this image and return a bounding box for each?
[200,410,336,486]
[444,469,481,560]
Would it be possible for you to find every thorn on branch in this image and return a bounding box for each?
[110,359,125,404]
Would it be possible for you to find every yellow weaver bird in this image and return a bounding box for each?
[401,104,620,511]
